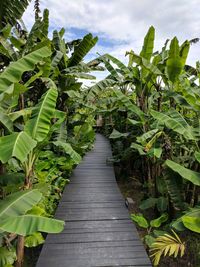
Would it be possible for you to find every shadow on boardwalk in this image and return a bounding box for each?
[36,134,152,267]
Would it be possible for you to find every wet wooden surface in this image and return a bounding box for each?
[36,134,152,267]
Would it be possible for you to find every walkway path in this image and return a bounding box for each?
[36,134,152,267]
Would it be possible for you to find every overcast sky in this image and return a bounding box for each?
[23,0,200,81]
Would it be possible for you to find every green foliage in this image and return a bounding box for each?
[53,141,81,164]
[0,110,13,132]
[114,89,144,119]
[25,232,44,247]
[140,26,155,61]
[139,197,157,210]
[150,109,195,140]
[166,37,183,83]
[131,213,149,228]
[0,4,99,266]
[165,160,200,186]
[0,247,16,267]
[150,213,168,228]
[0,46,51,93]
[0,215,64,236]
[0,0,31,28]
[0,190,42,218]
[67,33,98,67]
[140,197,168,213]
[1,4,200,266]
[109,129,129,139]
[0,132,37,163]
[182,216,200,233]
[25,88,58,142]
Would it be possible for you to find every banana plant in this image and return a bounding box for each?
[0,189,64,267]
[97,27,200,219]
[0,85,59,267]
[0,0,31,29]
[0,87,58,187]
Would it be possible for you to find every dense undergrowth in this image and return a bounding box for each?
[1,1,200,266]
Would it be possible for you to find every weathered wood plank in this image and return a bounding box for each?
[37,257,151,267]
[56,201,126,209]
[36,134,152,267]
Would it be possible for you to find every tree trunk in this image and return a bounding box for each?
[19,94,25,110]
[15,235,25,267]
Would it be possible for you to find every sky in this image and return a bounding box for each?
[23,0,200,82]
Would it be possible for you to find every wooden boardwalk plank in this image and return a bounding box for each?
[36,134,152,267]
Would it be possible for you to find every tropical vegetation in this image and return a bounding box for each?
[0,1,200,266]
[0,2,99,266]
[96,26,200,265]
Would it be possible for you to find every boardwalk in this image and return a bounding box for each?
[36,134,152,267]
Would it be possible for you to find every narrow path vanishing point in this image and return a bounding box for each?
[36,134,152,267]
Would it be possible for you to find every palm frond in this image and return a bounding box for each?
[150,230,185,266]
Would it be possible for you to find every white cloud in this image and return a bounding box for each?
[23,0,200,66]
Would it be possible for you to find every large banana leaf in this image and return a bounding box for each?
[0,46,51,92]
[52,29,68,67]
[38,9,49,38]
[103,54,129,74]
[109,129,129,139]
[0,132,37,163]
[53,141,81,164]
[140,26,155,61]
[114,89,144,120]
[101,57,119,80]
[100,54,129,80]
[10,35,26,50]
[54,122,67,143]
[136,129,159,145]
[173,208,200,232]
[25,88,58,142]
[0,0,31,28]
[166,37,183,83]
[180,40,190,66]
[49,110,66,134]
[182,216,200,233]
[51,50,63,72]
[0,215,64,236]
[0,109,13,132]
[172,208,200,231]
[0,83,27,107]
[140,26,155,79]
[131,143,146,155]
[164,169,185,210]
[165,160,200,186]
[24,9,50,53]
[68,34,98,67]
[126,51,162,76]
[0,34,18,61]
[88,79,115,98]
[9,108,32,122]
[150,109,195,140]
[0,190,42,218]
[64,73,96,80]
